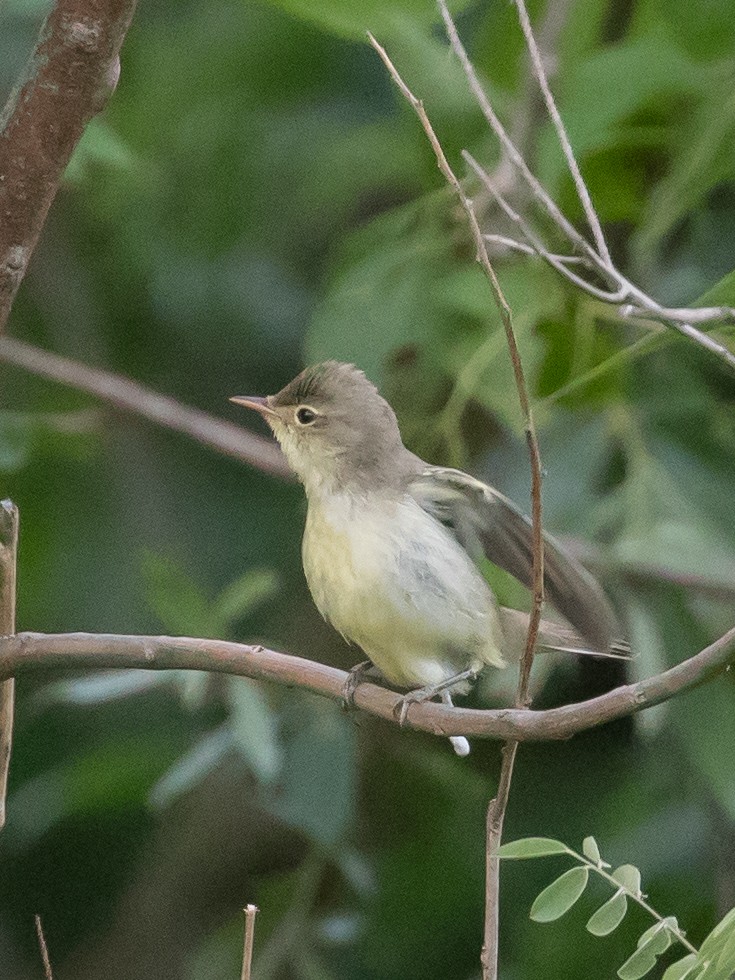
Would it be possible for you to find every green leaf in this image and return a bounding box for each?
[39,670,170,706]
[583,835,602,864]
[265,706,356,847]
[0,411,34,472]
[661,955,700,980]
[259,0,471,40]
[496,837,569,859]
[530,866,590,923]
[715,922,735,973]
[617,921,676,980]
[612,864,643,897]
[617,946,659,980]
[228,678,281,782]
[699,906,735,963]
[141,552,211,635]
[307,200,452,385]
[149,726,233,809]
[210,568,278,635]
[636,920,676,956]
[586,890,628,936]
[695,269,735,309]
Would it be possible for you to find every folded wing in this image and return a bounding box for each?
[408,466,617,653]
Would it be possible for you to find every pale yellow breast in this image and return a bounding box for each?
[302,490,506,688]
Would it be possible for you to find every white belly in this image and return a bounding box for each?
[302,491,505,688]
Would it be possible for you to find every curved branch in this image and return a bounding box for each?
[0,336,291,479]
[1,627,733,742]
[0,0,138,331]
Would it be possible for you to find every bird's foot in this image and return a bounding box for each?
[341,660,374,710]
[393,669,480,727]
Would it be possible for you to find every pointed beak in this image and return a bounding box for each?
[229,395,276,418]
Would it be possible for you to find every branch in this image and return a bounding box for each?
[35,915,54,980]
[365,32,544,701]
[513,0,610,265]
[0,0,138,333]
[368,29,545,980]
[0,501,18,831]
[2,626,733,742]
[440,0,735,372]
[0,336,291,480]
[240,905,258,980]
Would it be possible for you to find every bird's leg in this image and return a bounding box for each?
[393,668,479,726]
[341,659,375,709]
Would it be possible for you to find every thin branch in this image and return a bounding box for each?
[482,741,518,979]
[0,500,18,831]
[466,153,626,303]
[441,0,735,372]
[513,0,611,266]
[505,0,574,171]
[0,0,138,333]
[365,30,545,701]
[484,235,588,266]
[240,905,258,980]
[35,915,54,980]
[569,850,698,955]
[369,29,545,980]
[438,0,600,266]
[0,337,291,480]
[1,626,733,744]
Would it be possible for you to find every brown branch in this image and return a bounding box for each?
[0,336,291,479]
[0,501,18,831]
[0,0,138,333]
[240,905,258,980]
[512,0,610,266]
[368,30,545,980]
[35,915,54,980]
[481,741,518,977]
[2,626,733,741]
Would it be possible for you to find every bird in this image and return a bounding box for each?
[231,361,624,756]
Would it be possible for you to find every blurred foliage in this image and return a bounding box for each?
[0,0,734,977]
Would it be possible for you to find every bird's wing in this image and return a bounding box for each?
[407,465,617,653]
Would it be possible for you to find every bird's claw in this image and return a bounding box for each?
[393,670,480,727]
[393,685,434,726]
[341,660,373,710]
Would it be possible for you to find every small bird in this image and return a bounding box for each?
[231,361,622,755]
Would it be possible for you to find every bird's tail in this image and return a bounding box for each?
[498,607,633,663]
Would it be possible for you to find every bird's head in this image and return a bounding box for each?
[231,361,408,494]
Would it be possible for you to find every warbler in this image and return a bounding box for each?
[231,361,622,755]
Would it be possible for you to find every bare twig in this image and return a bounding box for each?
[0,626,734,742]
[482,741,518,978]
[513,0,611,265]
[0,500,18,831]
[466,152,627,302]
[0,337,290,480]
[437,0,599,265]
[368,29,545,980]
[0,0,138,332]
[505,0,574,171]
[240,905,258,980]
[366,31,544,698]
[440,0,735,371]
[35,915,54,980]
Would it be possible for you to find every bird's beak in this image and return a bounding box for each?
[229,395,276,418]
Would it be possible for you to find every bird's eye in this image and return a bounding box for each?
[296,407,317,425]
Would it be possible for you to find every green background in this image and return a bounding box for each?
[1,0,734,976]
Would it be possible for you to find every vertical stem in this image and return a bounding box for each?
[481,741,519,979]
[0,499,18,831]
[240,905,259,980]
[35,915,54,980]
